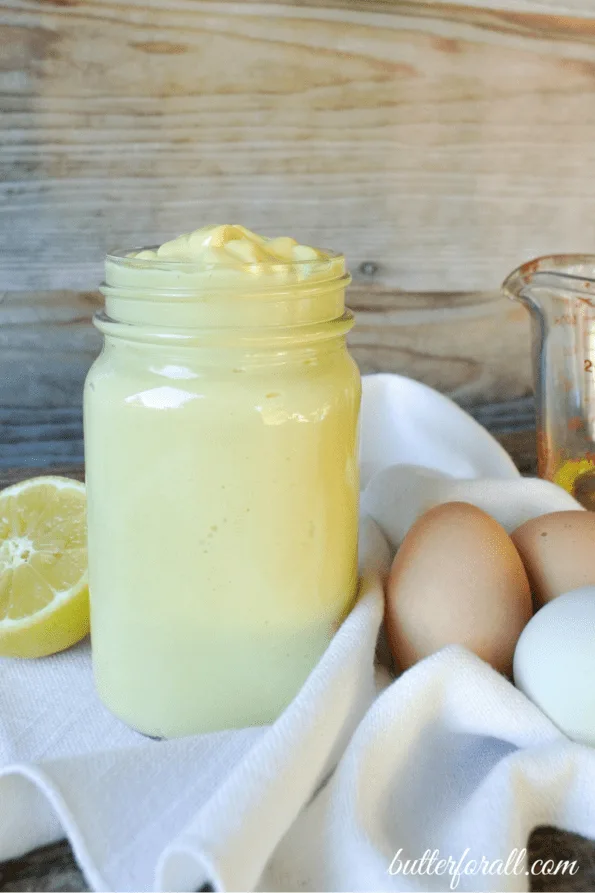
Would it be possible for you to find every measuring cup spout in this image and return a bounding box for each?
[502,261,537,308]
[503,255,595,309]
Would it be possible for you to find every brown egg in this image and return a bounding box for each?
[511,510,595,608]
[386,502,532,675]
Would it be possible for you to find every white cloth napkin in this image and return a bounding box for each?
[0,373,591,893]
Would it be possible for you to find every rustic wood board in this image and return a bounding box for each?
[270,1,595,15]
[5,0,595,411]
[0,287,533,437]
[4,0,595,300]
[8,0,595,413]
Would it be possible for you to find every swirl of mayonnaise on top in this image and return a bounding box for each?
[128,224,328,268]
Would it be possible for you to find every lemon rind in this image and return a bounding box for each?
[0,573,88,631]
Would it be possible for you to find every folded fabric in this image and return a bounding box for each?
[0,373,591,893]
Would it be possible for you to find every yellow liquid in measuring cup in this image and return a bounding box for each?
[553,457,595,509]
[84,226,361,738]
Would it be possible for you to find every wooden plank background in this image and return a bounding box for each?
[4,0,595,464]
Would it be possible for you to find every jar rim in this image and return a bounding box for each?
[104,248,349,297]
[100,240,351,330]
[102,245,351,329]
[105,246,346,295]
[107,245,344,271]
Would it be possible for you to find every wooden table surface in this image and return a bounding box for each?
[2,425,595,892]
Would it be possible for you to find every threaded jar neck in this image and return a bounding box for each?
[101,248,352,331]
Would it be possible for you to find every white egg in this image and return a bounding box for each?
[513,587,595,746]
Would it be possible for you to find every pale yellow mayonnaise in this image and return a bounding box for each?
[129,223,324,265]
[85,225,360,738]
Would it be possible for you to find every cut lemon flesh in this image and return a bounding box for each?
[0,476,89,658]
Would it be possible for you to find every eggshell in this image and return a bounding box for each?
[513,587,595,746]
[511,511,595,608]
[386,501,532,674]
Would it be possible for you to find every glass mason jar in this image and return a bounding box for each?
[84,248,361,738]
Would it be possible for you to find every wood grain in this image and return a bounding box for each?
[257,1,595,16]
[0,285,537,471]
[348,286,532,403]
[0,840,87,892]
[4,0,595,296]
[0,285,532,418]
[0,291,100,411]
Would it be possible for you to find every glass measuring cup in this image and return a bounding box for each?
[503,255,595,509]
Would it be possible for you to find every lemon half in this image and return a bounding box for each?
[0,476,89,658]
